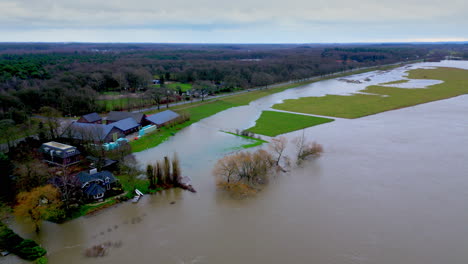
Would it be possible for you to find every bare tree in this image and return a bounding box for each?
[163,156,171,184]
[39,106,62,139]
[171,153,181,185]
[147,86,167,110]
[147,164,156,189]
[155,160,163,185]
[213,149,274,187]
[269,136,287,166]
[293,130,323,164]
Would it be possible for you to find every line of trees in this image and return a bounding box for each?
[0,42,456,124]
[146,153,181,190]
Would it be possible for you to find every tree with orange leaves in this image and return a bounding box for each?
[14,185,63,233]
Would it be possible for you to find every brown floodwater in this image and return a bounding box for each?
[5,61,468,264]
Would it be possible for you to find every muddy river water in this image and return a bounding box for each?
[6,60,468,264]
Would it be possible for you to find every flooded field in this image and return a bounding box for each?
[6,61,468,264]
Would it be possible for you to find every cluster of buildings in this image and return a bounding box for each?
[38,110,181,201]
[62,110,180,143]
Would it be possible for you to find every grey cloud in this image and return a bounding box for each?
[0,0,466,42]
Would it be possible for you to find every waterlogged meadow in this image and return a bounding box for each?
[272,67,468,118]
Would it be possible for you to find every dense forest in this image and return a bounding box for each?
[0,42,466,123]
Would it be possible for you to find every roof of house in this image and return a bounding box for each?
[111,117,140,131]
[62,122,119,142]
[84,183,106,197]
[80,112,102,123]
[39,141,80,158]
[86,156,118,169]
[146,110,180,125]
[77,170,117,185]
[107,111,145,124]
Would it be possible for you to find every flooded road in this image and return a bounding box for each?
[7,61,468,264]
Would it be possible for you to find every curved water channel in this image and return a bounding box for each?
[6,60,468,264]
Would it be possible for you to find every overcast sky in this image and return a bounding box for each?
[0,0,467,43]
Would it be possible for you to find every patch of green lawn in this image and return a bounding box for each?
[272,67,468,119]
[154,82,193,92]
[247,111,334,137]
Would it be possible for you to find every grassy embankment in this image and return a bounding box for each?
[130,63,413,152]
[246,111,334,137]
[272,67,468,119]
[222,131,269,149]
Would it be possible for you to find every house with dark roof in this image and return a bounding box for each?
[111,117,141,135]
[38,141,81,167]
[77,112,102,124]
[76,170,117,200]
[145,110,180,127]
[106,111,147,125]
[62,122,124,143]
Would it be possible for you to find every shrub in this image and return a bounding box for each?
[0,222,47,261]
[13,239,47,261]
[36,256,48,264]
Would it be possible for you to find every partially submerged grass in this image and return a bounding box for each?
[380,79,409,85]
[273,67,468,119]
[222,131,268,149]
[247,111,334,137]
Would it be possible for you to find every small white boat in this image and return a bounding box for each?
[132,189,144,203]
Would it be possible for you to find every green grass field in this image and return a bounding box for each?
[272,67,468,119]
[154,82,192,92]
[97,97,153,111]
[247,111,334,137]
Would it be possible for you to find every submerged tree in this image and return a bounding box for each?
[171,153,181,185]
[163,156,171,184]
[294,130,323,164]
[269,136,287,166]
[147,164,156,190]
[14,185,63,233]
[155,160,163,186]
[213,149,274,186]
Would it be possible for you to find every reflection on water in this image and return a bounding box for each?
[8,61,468,264]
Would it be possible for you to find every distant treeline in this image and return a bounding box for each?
[0,43,466,121]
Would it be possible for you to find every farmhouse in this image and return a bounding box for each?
[110,117,141,135]
[145,110,180,127]
[62,122,124,143]
[106,111,147,125]
[76,170,117,200]
[38,141,81,167]
[77,112,102,124]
